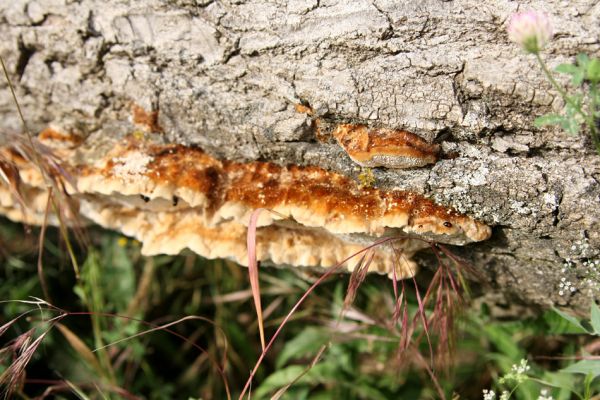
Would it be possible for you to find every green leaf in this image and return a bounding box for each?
[551,308,590,333]
[559,106,581,135]
[482,325,522,360]
[591,302,600,335]
[555,63,580,75]
[254,361,350,400]
[539,371,579,393]
[276,327,330,368]
[586,58,600,83]
[347,383,389,400]
[544,310,588,334]
[594,92,600,110]
[252,365,309,399]
[577,53,591,68]
[562,120,580,135]
[555,63,584,86]
[535,114,565,127]
[561,360,600,378]
[566,94,584,110]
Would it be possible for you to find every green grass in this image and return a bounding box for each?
[0,218,599,399]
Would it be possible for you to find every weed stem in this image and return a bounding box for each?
[535,53,600,154]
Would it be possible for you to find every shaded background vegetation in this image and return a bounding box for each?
[1,218,599,399]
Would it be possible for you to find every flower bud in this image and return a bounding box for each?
[507,11,553,54]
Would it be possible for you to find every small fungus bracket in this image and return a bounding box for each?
[332,124,440,169]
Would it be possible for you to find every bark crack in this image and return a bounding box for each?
[370,0,395,40]
[15,37,35,81]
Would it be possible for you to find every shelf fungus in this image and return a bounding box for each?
[0,132,490,279]
[332,124,440,169]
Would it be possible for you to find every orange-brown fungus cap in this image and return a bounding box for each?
[71,137,488,244]
[0,131,491,279]
[332,124,440,169]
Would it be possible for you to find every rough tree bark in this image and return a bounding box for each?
[1,0,599,310]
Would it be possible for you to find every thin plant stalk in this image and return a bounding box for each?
[238,236,400,399]
[0,57,36,152]
[1,54,85,278]
[79,251,117,385]
[589,83,600,152]
[535,53,577,111]
[535,52,600,152]
[0,301,232,400]
[51,196,81,278]
[270,344,328,400]
[37,187,53,302]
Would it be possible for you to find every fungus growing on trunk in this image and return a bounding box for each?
[0,132,490,279]
[332,124,440,169]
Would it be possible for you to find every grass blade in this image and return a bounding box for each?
[247,208,266,352]
[56,323,104,378]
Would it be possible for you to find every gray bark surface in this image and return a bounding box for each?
[1,0,599,310]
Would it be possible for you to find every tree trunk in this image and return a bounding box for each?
[1,0,599,310]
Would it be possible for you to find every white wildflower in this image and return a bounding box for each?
[558,277,576,296]
[537,389,554,400]
[513,359,531,374]
[483,389,496,400]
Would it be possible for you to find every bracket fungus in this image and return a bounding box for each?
[332,124,440,169]
[0,131,490,279]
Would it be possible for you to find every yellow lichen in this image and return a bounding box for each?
[132,130,146,141]
[357,167,376,189]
